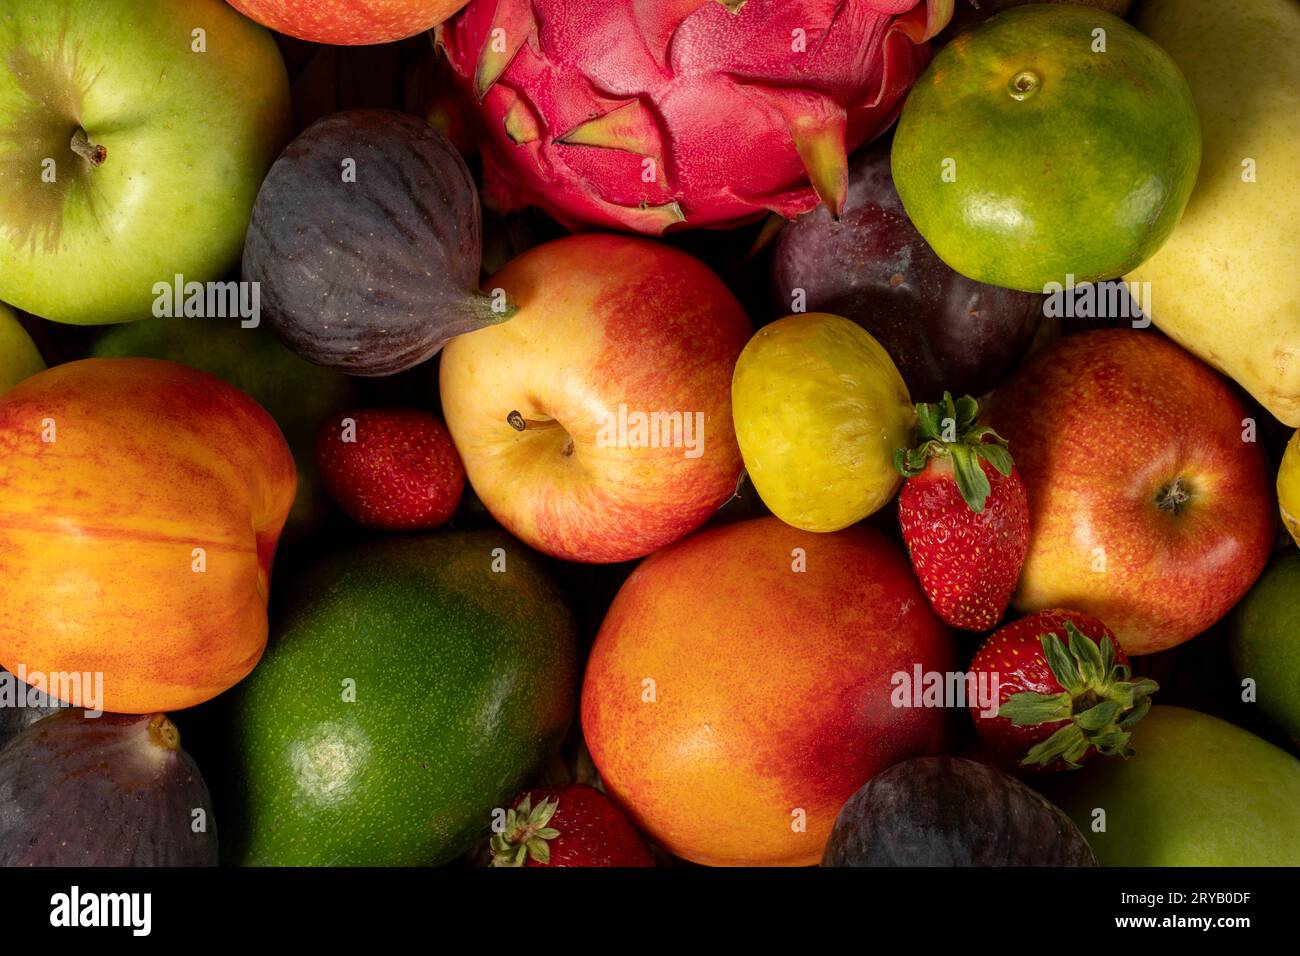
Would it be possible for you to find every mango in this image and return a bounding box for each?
[229,532,578,866]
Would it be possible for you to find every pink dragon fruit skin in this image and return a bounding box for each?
[437,0,952,234]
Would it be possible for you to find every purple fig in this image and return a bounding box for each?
[0,710,217,866]
[245,109,510,376]
[0,669,62,748]
[771,139,1043,401]
[823,756,1096,866]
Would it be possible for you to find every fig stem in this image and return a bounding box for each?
[470,290,518,327]
[70,128,107,167]
[147,714,181,751]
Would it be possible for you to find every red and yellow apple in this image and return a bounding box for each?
[0,359,296,713]
[985,330,1274,655]
[582,517,956,866]
[227,0,469,44]
[439,234,751,563]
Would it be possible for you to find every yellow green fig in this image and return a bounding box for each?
[731,313,914,532]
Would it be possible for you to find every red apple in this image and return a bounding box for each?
[439,235,751,563]
[227,0,468,45]
[316,407,464,530]
[984,330,1273,655]
[0,359,296,713]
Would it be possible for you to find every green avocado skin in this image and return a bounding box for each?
[227,532,578,866]
[1043,706,1300,866]
[1230,550,1300,746]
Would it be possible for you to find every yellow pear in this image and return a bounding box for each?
[0,303,44,394]
[1129,0,1300,425]
[1280,430,1300,548]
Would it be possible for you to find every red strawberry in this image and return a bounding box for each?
[316,408,465,530]
[969,609,1159,772]
[894,392,1029,631]
[489,784,655,868]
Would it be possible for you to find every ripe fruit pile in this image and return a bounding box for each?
[0,0,1297,870]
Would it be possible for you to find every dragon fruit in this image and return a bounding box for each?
[437,0,951,233]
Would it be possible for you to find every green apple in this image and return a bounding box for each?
[90,317,353,537]
[1042,706,1300,866]
[1230,550,1300,747]
[0,0,289,325]
[0,303,43,393]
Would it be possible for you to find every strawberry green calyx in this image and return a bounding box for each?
[489,794,562,867]
[892,391,1014,513]
[999,622,1159,770]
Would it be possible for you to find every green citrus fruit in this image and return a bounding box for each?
[892,4,1201,292]
[731,313,914,532]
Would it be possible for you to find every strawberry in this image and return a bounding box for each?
[894,392,1029,631]
[490,784,655,868]
[969,609,1159,772]
[316,408,465,531]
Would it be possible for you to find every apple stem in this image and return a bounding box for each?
[506,411,561,433]
[70,129,107,167]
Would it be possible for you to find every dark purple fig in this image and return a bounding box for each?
[0,710,218,866]
[771,139,1043,402]
[244,109,510,377]
[822,756,1096,866]
[0,670,62,747]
